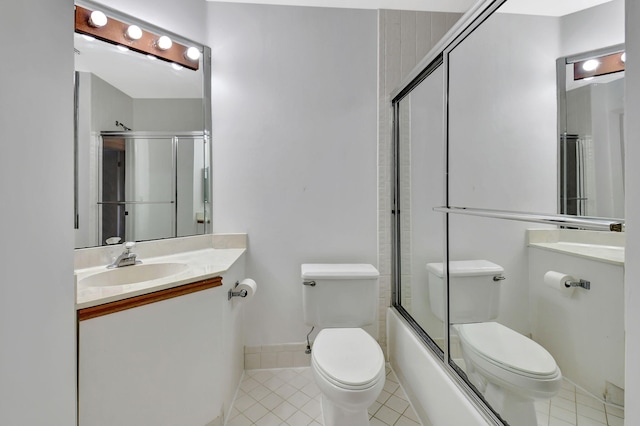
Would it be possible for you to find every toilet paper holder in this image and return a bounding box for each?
[565,279,591,290]
[228,281,248,300]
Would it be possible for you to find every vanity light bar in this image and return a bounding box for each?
[433,206,624,232]
[74,5,199,71]
[573,51,624,81]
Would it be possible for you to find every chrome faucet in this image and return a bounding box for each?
[107,241,141,269]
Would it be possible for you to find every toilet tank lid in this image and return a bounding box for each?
[301,264,379,279]
[426,260,503,278]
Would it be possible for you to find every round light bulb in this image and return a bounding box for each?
[89,11,108,28]
[185,46,201,61]
[582,59,600,72]
[172,63,184,71]
[126,25,142,41]
[621,52,626,63]
[157,36,172,51]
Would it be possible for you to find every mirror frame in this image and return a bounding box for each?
[73,0,212,247]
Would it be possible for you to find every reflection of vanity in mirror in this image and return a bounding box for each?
[392,1,626,425]
[74,1,211,249]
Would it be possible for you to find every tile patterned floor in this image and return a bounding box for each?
[534,379,624,426]
[227,365,422,426]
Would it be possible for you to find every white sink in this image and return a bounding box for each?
[79,263,189,287]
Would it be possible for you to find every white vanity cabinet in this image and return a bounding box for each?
[528,245,624,404]
[78,254,245,426]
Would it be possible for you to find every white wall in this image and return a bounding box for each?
[133,99,203,131]
[560,0,624,56]
[0,1,76,424]
[208,3,378,345]
[625,0,640,423]
[93,0,207,45]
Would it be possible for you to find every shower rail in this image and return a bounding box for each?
[434,206,624,232]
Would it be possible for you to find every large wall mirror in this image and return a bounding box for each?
[393,0,625,425]
[558,45,625,218]
[74,1,212,249]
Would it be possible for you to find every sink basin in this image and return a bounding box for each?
[79,263,189,287]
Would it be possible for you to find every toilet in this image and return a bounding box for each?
[302,264,385,426]
[427,260,562,426]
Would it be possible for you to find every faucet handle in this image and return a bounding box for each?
[124,241,136,251]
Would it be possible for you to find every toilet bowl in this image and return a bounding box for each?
[455,322,562,426]
[301,264,384,426]
[311,328,385,426]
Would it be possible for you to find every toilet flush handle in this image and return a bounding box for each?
[303,280,316,287]
[493,275,506,282]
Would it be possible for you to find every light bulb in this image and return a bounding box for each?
[621,52,626,63]
[582,59,600,72]
[186,46,200,61]
[157,36,172,51]
[89,11,107,28]
[126,25,142,41]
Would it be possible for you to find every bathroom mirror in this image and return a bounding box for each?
[558,46,625,218]
[443,0,625,424]
[73,4,211,249]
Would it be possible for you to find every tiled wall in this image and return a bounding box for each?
[377,10,462,357]
[245,343,311,370]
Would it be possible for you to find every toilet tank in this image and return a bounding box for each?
[426,260,504,324]
[302,264,379,328]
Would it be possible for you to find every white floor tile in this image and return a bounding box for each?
[395,415,421,426]
[253,412,283,426]
[374,405,402,425]
[385,394,409,414]
[243,403,269,423]
[260,392,285,411]
[576,403,607,424]
[287,391,311,409]
[232,366,426,426]
[271,401,298,421]
[607,413,624,426]
[575,414,606,426]
[285,410,313,426]
[227,414,253,426]
[550,405,577,424]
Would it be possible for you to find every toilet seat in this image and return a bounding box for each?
[455,322,559,379]
[312,328,385,390]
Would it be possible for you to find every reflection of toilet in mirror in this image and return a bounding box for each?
[427,260,562,426]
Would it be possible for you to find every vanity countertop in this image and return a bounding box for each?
[528,242,623,266]
[76,246,245,309]
[527,229,624,266]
